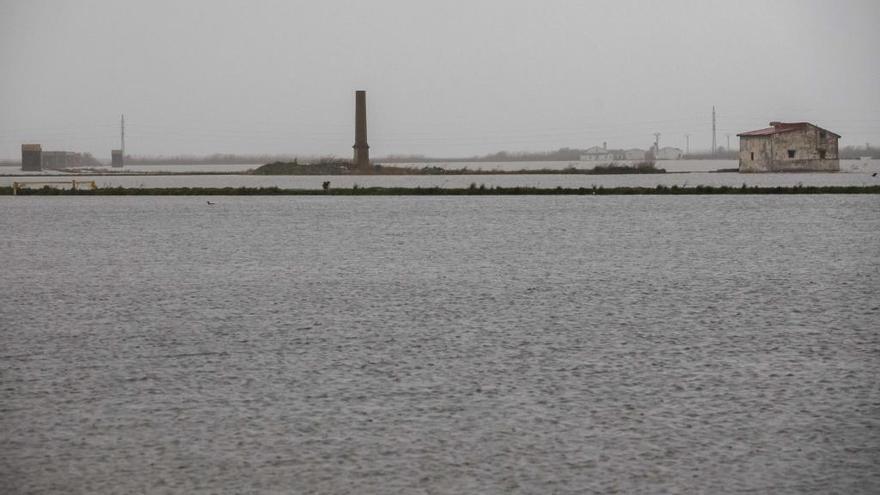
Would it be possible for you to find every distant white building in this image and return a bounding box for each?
[623,149,646,161]
[579,145,614,162]
[655,147,683,160]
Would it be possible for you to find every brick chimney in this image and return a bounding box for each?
[353,90,370,170]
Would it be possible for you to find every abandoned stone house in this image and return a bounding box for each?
[737,122,840,172]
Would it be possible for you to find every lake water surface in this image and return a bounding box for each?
[1,195,878,493]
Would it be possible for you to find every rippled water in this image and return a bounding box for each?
[1,196,879,493]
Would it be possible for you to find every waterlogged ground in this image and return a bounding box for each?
[1,195,879,493]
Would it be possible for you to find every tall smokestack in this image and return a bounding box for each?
[353,90,369,169]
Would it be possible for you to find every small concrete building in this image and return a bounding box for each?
[579,145,614,162]
[737,122,840,172]
[21,144,42,171]
[623,148,647,161]
[111,149,124,167]
[655,147,683,160]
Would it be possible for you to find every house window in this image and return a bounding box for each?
[750,152,754,160]
[820,131,826,139]
[819,149,826,159]
[787,149,796,158]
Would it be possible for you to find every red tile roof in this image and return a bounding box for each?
[738,122,840,138]
[738,127,783,136]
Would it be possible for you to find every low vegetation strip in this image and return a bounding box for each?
[250,160,667,175]
[3,184,880,196]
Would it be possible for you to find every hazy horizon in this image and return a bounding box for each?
[1,0,879,160]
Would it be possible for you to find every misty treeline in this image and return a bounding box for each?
[383,147,739,162]
[683,150,739,160]
[382,148,583,163]
[124,153,301,165]
[839,145,880,159]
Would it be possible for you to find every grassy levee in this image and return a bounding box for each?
[2,184,880,196]
[251,160,667,176]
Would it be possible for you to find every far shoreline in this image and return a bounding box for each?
[3,184,879,196]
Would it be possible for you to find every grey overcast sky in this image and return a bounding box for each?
[1,0,878,159]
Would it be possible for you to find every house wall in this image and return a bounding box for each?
[770,127,838,171]
[580,153,614,162]
[624,149,646,160]
[739,136,773,172]
[579,147,614,162]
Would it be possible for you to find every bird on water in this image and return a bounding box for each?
[206,201,216,205]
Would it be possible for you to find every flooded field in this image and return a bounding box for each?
[1,195,878,493]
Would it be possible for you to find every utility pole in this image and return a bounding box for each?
[685,134,690,155]
[726,134,731,152]
[712,106,717,156]
[121,114,125,155]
